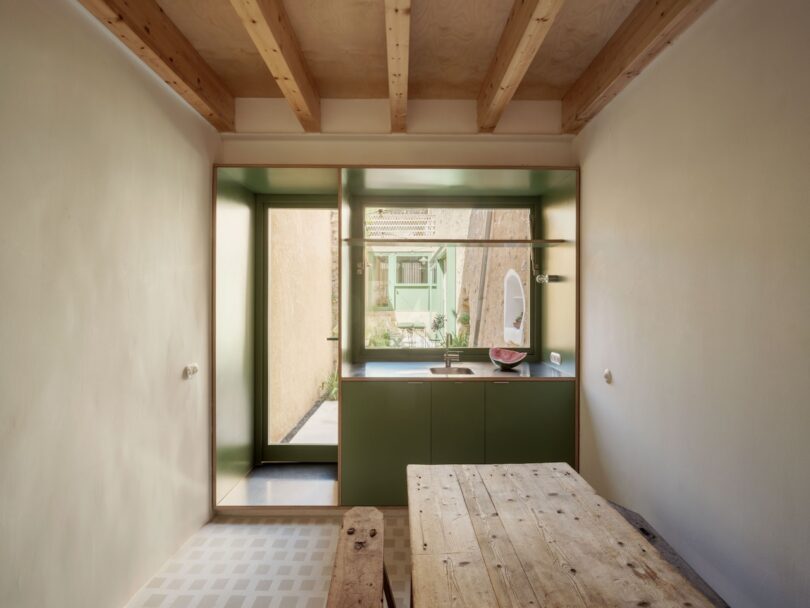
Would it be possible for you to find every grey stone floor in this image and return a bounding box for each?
[218,464,338,507]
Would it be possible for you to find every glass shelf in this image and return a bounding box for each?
[342,238,567,248]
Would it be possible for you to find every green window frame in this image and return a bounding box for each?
[350,199,544,362]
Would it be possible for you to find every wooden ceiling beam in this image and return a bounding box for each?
[562,0,716,134]
[229,0,320,132]
[477,0,567,132]
[384,0,412,133]
[78,0,235,131]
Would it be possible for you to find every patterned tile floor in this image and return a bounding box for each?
[127,502,725,608]
[126,512,411,608]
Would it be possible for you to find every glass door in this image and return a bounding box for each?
[259,204,338,462]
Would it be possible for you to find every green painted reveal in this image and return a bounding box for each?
[217,167,339,195]
[215,180,255,502]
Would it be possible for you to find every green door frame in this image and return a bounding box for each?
[254,195,339,464]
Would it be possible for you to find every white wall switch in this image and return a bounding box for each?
[550,352,562,365]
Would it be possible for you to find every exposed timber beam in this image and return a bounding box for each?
[477,0,566,132]
[562,0,716,133]
[229,0,321,132]
[384,0,411,133]
[78,0,235,131]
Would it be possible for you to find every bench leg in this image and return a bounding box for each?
[383,563,396,608]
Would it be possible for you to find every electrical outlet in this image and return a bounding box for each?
[550,352,562,365]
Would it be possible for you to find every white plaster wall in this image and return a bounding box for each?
[225,80,573,166]
[235,98,562,135]
[0,1,220,607]
[575,1,810,606]
[219,133,575,167]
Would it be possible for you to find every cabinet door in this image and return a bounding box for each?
[431,382,485,464]
[485,381,575,466]
[341,381,431,506]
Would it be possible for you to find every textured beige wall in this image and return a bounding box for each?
[267,210,336,443]
[576,1,810,606]
[0,1,219,607]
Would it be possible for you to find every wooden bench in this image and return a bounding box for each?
[327,506,396,608]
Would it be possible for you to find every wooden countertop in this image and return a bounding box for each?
[341,361,574,381]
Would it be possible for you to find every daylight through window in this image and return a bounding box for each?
[363,206,534,350]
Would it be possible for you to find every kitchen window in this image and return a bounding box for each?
[355,204,541,356]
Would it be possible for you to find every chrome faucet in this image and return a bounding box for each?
[443,332,460,368]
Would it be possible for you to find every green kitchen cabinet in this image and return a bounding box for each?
[431,382,485,464]
[341,381,431,506]
[485,381,575,466]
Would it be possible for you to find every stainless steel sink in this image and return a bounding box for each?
[429,366,474,375]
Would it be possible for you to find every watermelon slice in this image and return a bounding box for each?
[489,347,527,370]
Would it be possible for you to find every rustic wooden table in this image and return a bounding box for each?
[407,463,713,607]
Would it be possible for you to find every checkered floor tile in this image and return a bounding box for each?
[126,513,411,608]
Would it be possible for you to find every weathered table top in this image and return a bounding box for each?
[407,463,713,607]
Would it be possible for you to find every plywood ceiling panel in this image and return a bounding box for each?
[156,0,282,97]
[409,0,514,99]
[515,0,640,99]
[159,0,387,98]
[156,0,645,102]
[284,0,388,98]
